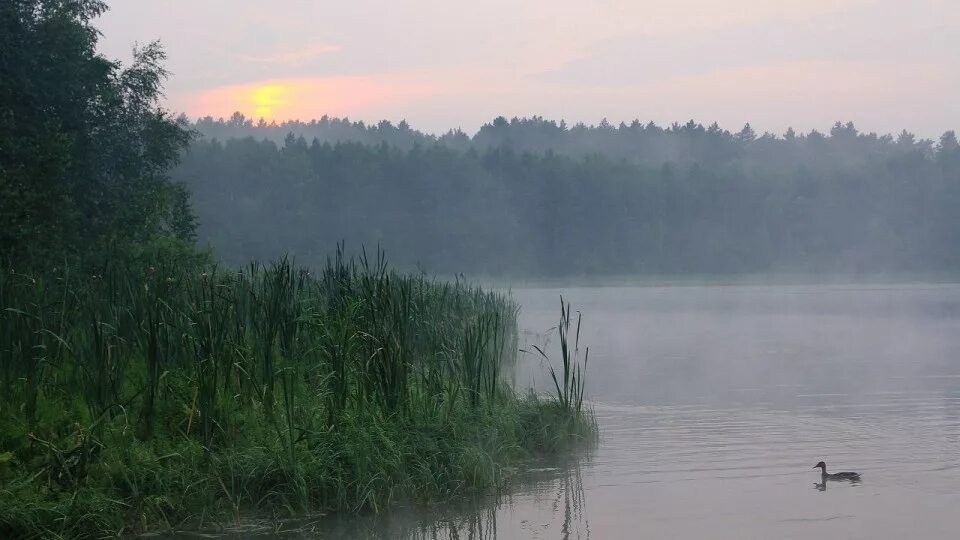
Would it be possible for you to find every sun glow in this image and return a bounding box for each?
[184,76,441,123]
[251,85,287,119]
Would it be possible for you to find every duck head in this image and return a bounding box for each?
[814,461,826,471]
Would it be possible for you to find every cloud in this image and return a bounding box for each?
[237,43,340,66]
[534,0,957,87]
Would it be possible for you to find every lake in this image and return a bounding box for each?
[181,284,960,539]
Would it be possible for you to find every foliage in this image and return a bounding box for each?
[0,0,195,269]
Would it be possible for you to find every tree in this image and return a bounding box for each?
[938,131,960,170]
[0,0,194,267]
[939,131,958,152]
[735,123,756,142]
[896,130,916,147]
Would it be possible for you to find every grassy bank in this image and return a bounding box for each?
[0,251,595,539]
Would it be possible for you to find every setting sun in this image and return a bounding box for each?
[184,76,437,123]
[251,84,286,119]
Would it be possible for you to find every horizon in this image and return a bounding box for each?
[188,111,956,141]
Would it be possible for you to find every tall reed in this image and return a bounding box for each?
[532,297,589,416]
[0,251,592,539]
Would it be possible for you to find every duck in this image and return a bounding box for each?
[814,461,861,481]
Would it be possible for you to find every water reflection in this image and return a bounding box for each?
[162,457,593,539]
[813,478,861,492]
[556,461,589,540]
[399,458,590,540]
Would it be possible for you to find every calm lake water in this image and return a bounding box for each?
[180,284,960,539]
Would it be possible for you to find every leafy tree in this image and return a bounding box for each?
[0,0,194,267]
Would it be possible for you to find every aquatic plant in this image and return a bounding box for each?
[0,252,593,538]
[531,297,590,416]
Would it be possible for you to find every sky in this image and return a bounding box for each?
[96,0,959,137]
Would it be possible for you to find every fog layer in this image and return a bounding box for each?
[177,116,960,277]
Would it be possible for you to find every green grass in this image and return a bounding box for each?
[0,249,596,538]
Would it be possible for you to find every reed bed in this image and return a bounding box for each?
[0,250,594,538]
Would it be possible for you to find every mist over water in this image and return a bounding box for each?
[505,284,960,539]
[221,283,960,539]
[514,284,960,405]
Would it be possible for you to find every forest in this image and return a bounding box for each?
[181,115,960,277]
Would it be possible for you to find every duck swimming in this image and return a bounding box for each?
[814,461,861,481]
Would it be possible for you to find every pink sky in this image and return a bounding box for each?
[96,0,958,137]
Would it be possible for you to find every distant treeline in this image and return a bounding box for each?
[177,119,960,276]
[193,112,956,169]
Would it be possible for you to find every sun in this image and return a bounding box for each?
[251,84,287,119]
